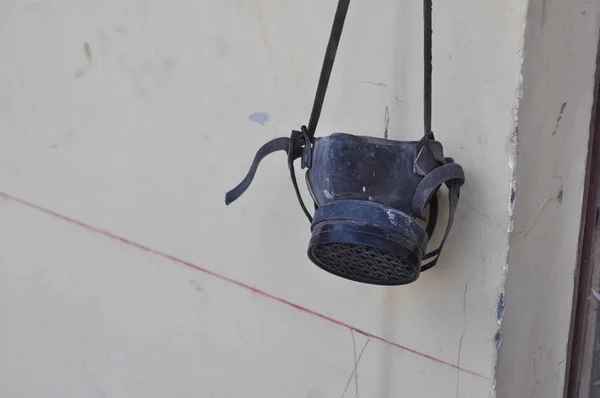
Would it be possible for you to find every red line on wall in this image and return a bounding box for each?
[0,191,488,380]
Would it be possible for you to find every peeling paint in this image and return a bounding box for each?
[383,106,390,140]
[508,189,516,218]
[510,129,519,149]
[496,54,523,387]
[552,102,567,136]
[496,291,505,325]
[494,330,502,349]
[557,185,564,203]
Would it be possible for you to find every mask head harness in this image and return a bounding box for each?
[225,0,465,286]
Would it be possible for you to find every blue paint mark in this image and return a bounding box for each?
[249,112,270,125]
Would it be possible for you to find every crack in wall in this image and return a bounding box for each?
[340,330,371,398]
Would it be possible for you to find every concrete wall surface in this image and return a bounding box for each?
[0,0,547,397]
[497,0,600,397]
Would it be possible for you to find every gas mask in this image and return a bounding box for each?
[225,0,465,286]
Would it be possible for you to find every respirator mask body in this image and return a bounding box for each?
[225,0,465,286]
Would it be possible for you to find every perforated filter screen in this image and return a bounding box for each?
[309,242,419,285]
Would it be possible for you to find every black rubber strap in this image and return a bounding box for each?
[421,184,460,271]
[425,193,438,239]
[225,137,291,205]
[306,0,351,139]
[225,132,314,223]
[424,0,433,135]
[307,0,432,138]
[288,130,314,222]
[411,162,465,218]
[410,161,465,272]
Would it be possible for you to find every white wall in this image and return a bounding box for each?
[497,0,600,397]
[0,1,529,397]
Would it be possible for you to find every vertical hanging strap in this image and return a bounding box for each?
[306,0,433,139]
[306,0,351,139]
[423,0,433,135]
